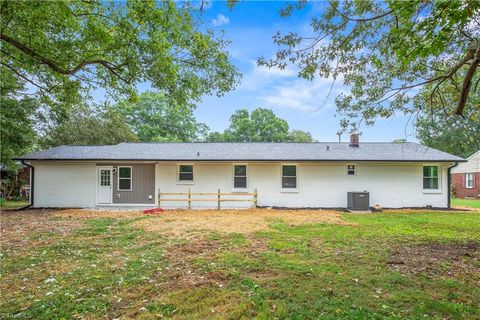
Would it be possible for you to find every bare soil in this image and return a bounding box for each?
[134,208,350,236]
[388,241,480,278]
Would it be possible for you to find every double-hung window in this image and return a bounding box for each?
[423,166,439,190]
[233,165,247,189]
[465,173,474,188]
[282,165,297,189]
[118,166,132,191]
[178,165,194,182]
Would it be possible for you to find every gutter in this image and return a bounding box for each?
[15,161,34,211]
[447,162,459,209]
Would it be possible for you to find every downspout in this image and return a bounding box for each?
[447,162,459,209]
[16,161,34,211]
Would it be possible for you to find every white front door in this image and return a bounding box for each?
[97,167,113,204]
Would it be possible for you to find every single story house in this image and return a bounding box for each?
[452,150,480,199]
[15,135,465,209]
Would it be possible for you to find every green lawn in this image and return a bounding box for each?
[1,209,479,319]
[452,198,480,209]
[0,199,29,210]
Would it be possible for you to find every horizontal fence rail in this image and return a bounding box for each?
[158,188,257,209]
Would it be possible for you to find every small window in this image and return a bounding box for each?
[118,166,132,191]
[178,165,193,181]
[347,164,356,175]
[465,173,474,188]
[282,165,297,189]
[234,165,247,188]
[423,166,439,190]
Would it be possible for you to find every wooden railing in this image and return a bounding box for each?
[158,188,257,209]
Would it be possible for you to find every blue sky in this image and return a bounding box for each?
[162,1,417,142]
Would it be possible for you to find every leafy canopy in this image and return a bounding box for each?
[207,108,314,142]
[40,104,137,148]
[0,72,38,168]
[259,0,480,130]
[415,72,480,158]
[0,0,240,113]
[116,91,209,142]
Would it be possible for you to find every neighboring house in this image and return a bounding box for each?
[452,150,480,199]
[15,134,464,209]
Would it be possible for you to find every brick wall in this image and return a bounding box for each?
[452,172,480,199]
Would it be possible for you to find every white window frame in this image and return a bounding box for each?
[117,166,132,192]
[232,164,248,191]
[422,165,441,193]
[347,164,356,176]
[465,173,474,189]
[281,164,298,193]
[177,164,194,184]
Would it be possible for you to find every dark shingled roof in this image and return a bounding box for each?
[15,142,465,162]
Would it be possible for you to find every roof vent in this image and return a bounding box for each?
[349,133,359,147]
[326,145,330,151]
[197,152,200,156]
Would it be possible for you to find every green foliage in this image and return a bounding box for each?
[207,108,313,142]
[40,104,137,147]
[287,129,314,142]
[116,91,209,142]
[415,75,480,158]
[1,0,240,111]
[0,71,38,168]
[260,0,480,130]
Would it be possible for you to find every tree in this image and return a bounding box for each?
[116,91,209,142]
[40,104,137,147]
[206,108,313,142]
[0,72,38,169]
[259,1,480,130]
[288,130,314,142]
[415,78,480,158]
[1,0,240,113]
[224,108,289,142]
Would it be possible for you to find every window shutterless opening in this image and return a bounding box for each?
[233,165,247,189]
[118,166,132,191]
[465,173,474,188]
[178,165,194,181]
[282,165,297,189]
[347,164,356,175]
[423,166,439,190]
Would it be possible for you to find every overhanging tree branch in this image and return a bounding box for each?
[0,33,131,84]
[455,47,480,115]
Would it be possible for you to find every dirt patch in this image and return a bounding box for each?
[160,238,229,289]
[135,208,348,236]
[0,209,86,248]
[387,241,480,278]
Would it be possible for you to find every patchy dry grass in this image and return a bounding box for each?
[1,208,479,319]
[135,208,350,237]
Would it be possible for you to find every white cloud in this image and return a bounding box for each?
[211,14,230,27]
[237,59,345,112]
[262,76,347,112]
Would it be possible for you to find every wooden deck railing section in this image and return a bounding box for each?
[158,188,257,209]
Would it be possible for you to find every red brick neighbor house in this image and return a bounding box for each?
[452,150,480,199]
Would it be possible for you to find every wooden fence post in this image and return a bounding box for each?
[188,188,192,210]
[253,188,258,208]
[217,188,221,210]
[158,189,161,207]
